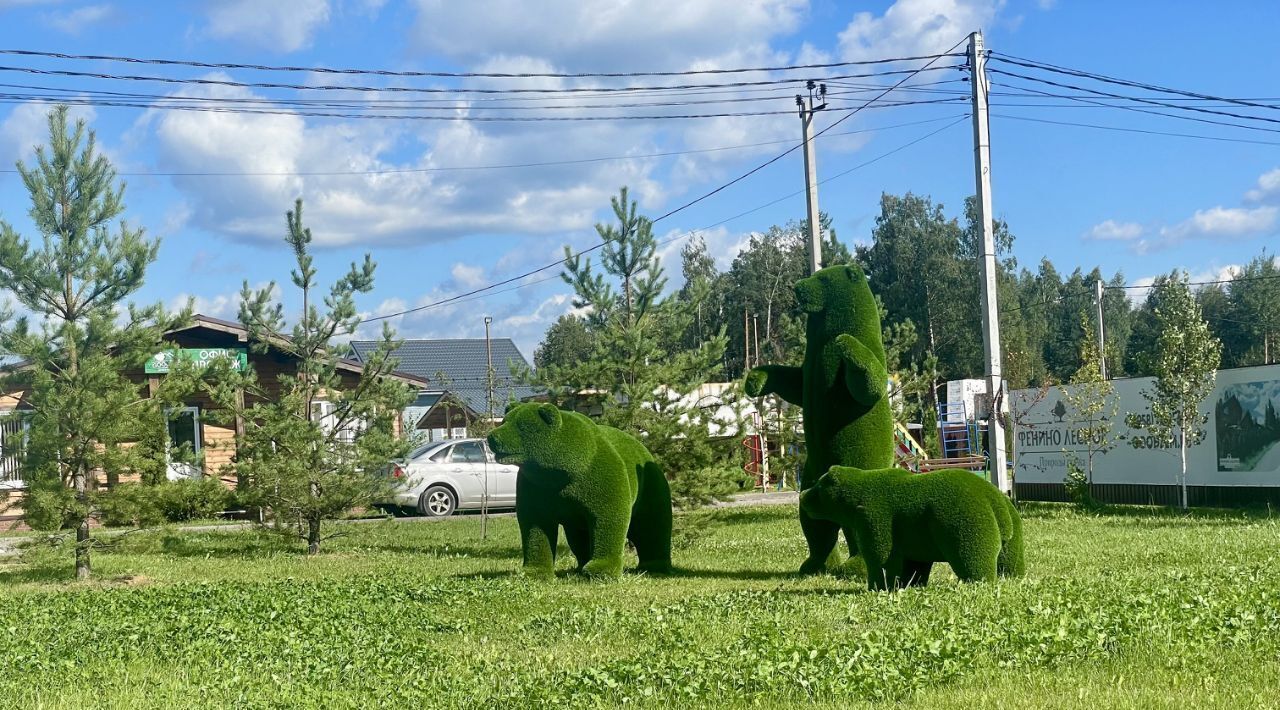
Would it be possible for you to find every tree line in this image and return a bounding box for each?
[536,190,1277,457]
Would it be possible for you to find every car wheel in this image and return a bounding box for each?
[419,486,457,517]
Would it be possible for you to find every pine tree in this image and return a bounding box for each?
[1126,272,1221,511]
[205,199,413,554]
[537,187,731,507]
[0,106,182,579]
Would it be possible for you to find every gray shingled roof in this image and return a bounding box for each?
[348,338,538,415]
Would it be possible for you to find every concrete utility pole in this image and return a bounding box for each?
[1094,278,1107,380]
[482,315,494,540]
[797,81,827,275]
[968,31,1011,496]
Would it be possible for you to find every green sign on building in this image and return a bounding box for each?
[145,348,248,374]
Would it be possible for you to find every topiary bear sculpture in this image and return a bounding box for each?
[744,263,894,574]
[486,402,673,579]
[800,466,1025,590]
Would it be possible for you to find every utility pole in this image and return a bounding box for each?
[743,308,751,372]
[968,31,1010,496]
[482,315,494,540]
[797,80,827,275]
[1094,278,1107,380]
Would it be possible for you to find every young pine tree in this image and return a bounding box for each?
[1126,273,1221,511]
[210,199,413,554]
[0,106,183,579]
[540,187,731,507]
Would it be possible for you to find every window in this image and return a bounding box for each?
[312,400,363,444]
[166,407,202,480]
[0,411,30,486]
[452,441,486,463]
[167,407,202,457]
[429,445,453,463]
[450,426,468,438]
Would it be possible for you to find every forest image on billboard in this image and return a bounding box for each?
[1215,379,1280,473]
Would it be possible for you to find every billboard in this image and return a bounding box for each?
[1011,363,1280,488]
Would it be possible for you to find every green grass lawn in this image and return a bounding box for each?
[1,503,1279,709]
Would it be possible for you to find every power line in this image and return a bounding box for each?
[989,113,1280,146]
[0,48,964,80]
[0,92,967,122]
[986,66,1280,133]
[986,75,1280,136]
[989,52,1280,114]
[363,105,965,322]
[0,62,964,96]
[0,113,969,177]
[1106,274,1280,290]
[649,37,968,224]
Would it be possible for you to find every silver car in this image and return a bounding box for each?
[384,438,519,517]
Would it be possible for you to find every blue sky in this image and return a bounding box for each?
[0,0,1277,358]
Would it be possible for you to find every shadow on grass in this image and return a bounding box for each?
[350,542,523,560]
[659,566,798,581]
[0,562,72,585]
[694,507,796,526]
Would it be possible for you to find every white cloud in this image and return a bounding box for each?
[450,263,486,288]
[138,72,674,247]
[409,0,806,68]
[838,0,1002,62]
[1083,219,1143,241]
[1245,167,1280,203]
[1035,0,1057,9]
[0,102,97,165]
[1161,205,1278,241]
[46,2,114,33]
[203,0,330,52]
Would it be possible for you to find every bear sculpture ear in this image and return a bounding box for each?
[504,400,521,415]
[537,403,563,427]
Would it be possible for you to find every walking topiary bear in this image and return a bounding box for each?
[744,263,894,574]
[800,466,1025,590]
[486,403,673,579]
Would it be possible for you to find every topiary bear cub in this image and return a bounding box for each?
[486,403,673,579]
[800,466,1025,591]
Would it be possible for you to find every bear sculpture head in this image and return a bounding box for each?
[487,403,593,487]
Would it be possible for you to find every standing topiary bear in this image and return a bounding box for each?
[744,264,894,574]
[800,466,1025,590]
[486,403,673,579]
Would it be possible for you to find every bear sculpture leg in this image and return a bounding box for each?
[563,524,592,571]
[628,462,673,574]
[799,508,841,575]
[519,509,559,578]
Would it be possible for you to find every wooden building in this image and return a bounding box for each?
[0,314,427,524]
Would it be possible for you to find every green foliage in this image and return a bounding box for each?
[801,466,1024,590]
[745,264,894,574]
[532,314,594,371]
[487,402,672,578]
[1125,272,1222,511]
[188,199,414,554]
[3,506,1280,707]
[95,479,233,528]
[0,106,186,576]
[1060,313,1119,506]
[529,187,730,508]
